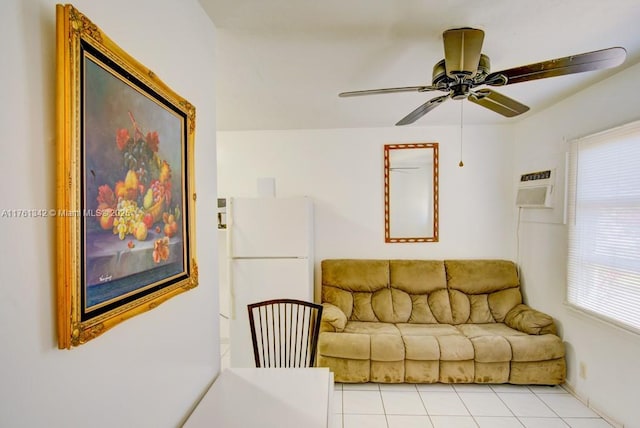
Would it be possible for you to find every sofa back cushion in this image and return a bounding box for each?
[322,259,450,324]
[322,259,389,321]
[390,260,447,323]
[321,259,523,325]
[445,260,522,323]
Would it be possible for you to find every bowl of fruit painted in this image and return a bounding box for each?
[84,112,185,308]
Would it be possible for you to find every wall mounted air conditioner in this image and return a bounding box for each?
[516,169,554,208]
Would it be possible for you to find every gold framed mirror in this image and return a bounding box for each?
[384,143,439,243]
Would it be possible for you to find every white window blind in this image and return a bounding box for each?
[567,121,640,334]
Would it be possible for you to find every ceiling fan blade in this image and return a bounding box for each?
[396,94,449,126]
[485,47,626,86]
[443,27,485,78]
[468,89,530,117]
[339,86,436,97]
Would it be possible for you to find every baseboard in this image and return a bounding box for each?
[562,382,624,428]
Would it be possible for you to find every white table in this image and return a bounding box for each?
[183,368,334,428]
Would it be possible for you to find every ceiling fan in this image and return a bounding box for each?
[339,28,626,125]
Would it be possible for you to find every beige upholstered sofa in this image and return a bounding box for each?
[317,259,566,385]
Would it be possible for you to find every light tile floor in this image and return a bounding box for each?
[332,383,614,428]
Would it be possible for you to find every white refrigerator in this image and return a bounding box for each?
[228,197,314,368]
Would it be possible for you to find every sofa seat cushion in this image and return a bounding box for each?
[469,336,512,363]
[395,323,474,361]
[506,334,565,362]
[322,322,404,362]
[456,324,556,363]
[402,335,440,360]
[318,332,369,360]
[456,323,526,338]
[344,321,400,335]
[371,334,405,361]
[437,335,474,361]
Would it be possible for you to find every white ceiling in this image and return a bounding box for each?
[199,0,640,131]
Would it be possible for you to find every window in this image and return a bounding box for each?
[567,121,640,333]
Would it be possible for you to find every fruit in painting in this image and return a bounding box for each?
[143,188,154,209]
[125,169,139,190]
[96,185,116,211]
[164,222,175,238]
[142,212,154,229]
[95,114,177,247]
[153,237,170,263]
[133,222,148,241]
[162,213,179,238]
[113,199,144,240]
[99,208,115,230]
[115,170,140,201]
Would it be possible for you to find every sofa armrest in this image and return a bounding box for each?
[320,303,347,333]
[505,304,558,335]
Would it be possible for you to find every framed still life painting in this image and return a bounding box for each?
[55,4,198,348]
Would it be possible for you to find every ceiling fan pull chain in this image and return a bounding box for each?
[459,101,464,167]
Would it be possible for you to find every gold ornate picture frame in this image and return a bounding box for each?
[56,4,198,348]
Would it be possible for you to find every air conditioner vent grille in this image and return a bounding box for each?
[516,185,552,208]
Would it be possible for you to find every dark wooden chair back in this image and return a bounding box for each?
[247,299,323,368]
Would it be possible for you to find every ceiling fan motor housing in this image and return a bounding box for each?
[432,54,491,99]
[432,54,490,85]
[451,84,470,100]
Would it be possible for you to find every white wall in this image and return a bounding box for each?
[217,124,517,299]
[514,62,640,427]
[0,1,219,427]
